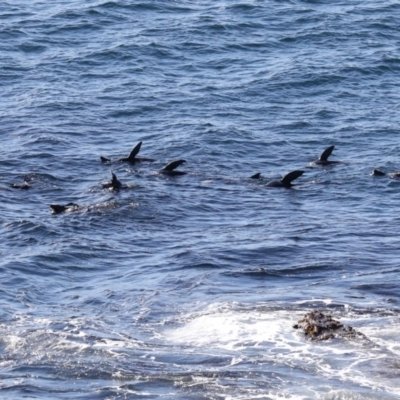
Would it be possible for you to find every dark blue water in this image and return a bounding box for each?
[2,1,400,398]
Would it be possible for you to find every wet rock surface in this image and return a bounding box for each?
[293,311,365,341]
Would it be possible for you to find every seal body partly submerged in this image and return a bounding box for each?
[372,169,400,178]
[313,145,340,165]
[266,170,304,188]
[50,203,81,214]
[100,141,155,164]
[158,160,187,176]
[10,181,30,189]
[102,172,123,191]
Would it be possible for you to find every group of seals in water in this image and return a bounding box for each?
[101,141,187,176]
[249,144,340,187]
[8,143,374,342]
[46,144,342,213]
[100,141,187,176]
[249,169,305,188]
[9,143,342,214]
[11,142,395,215]
[9,143,340,186]
[47,142,188,213]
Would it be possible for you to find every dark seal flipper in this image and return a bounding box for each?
[250,173,262,179]
[103,171,122,192]
[163,159,186,171]
[121,141,142,162]
[111,172,122,190]
[101,142,155,164]
[314,145,340,165]
[319,145,335,162]
[281,170,304,186]
[266,170,304,188]
[160,159,187,175]
[102,171,122,191]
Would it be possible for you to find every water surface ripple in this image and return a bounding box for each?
[1,1,400,399]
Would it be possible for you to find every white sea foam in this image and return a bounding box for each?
[165,304,295,351]
[164,303,400,398]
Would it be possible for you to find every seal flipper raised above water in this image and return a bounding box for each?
[250,173,262,179]
[313,145,339,165]
[100,141,155,164]
[266,170,304,188]
[159,160,187,176]
[102,171,123,191]
[120,141,142,162]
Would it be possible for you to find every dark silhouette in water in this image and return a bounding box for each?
[10,180,30,189]
[158,160,187,176]
[102,171,123,191]
[313,145,340,165]
[250,173,262,179]
[100,141,155,164]
[50,203,81,214]
[266,170,304,188]
[293,310,366,342]
[372,169,400,178]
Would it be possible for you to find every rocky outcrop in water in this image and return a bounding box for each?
[293,311,365,341]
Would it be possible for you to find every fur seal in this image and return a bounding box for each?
[102,171,123,191]
[158,160,187,176]
[372,169,400,178]
[100,141,155,164]
[10,180,30,189]
[313,145,339,165]
[50,203,80,214]
[250,173,262,179]
[266,170,304,188]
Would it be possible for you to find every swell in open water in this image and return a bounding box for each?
[1,1,400,399]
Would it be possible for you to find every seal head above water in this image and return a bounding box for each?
[372,169,400,178]
[266,170,304,188]
[100,141,155,164]
[50,203,80,214]
[372,169,386,176]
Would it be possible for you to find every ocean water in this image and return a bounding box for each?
[1,0,400,398]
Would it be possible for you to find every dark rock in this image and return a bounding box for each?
[294,310,365,341]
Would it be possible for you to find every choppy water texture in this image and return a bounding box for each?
[2,1,400,398]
